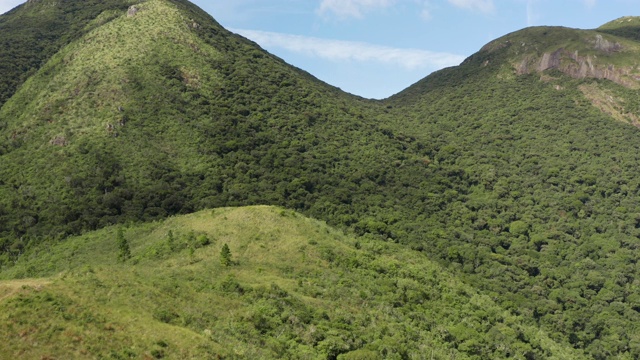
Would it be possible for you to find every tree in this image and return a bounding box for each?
[166,230,175,252]
[117,227,131,262]
[220,243,232,267]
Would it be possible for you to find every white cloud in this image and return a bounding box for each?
[317,0,396,18]
[0,0,25,15]
[447,0,495,13]
[584,0,596,8]
[233,29,465,70]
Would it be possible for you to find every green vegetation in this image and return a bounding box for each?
[0,206,586,359]
[220,243,232,266]
[0,0,137,108]
[387,58,640,359]
[116,227,130,262]
[1,0,640,358]
[598,16,640,41]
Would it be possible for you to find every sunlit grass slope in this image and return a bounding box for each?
[0,206,585,359]
[1,0,222,141]
[0,0,139,107]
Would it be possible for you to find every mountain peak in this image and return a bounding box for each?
[474,24,640,89]
[1,0,224,144]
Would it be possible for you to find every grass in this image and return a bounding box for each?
[0,206,586,359]
[1,0,222,143]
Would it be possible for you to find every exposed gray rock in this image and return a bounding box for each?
[127,5,140,17]
[516,48,638,88]
[538,50,562,72]
[594,35,622,53]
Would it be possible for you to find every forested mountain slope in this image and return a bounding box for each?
[385,19,640,359]
[0,0,421,243]
[1,1,640,358]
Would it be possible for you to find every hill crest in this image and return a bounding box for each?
[477,25,640,89]
[0,206,586,359]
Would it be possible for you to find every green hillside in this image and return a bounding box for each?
[0,0,139,107]
[1,206,585,359]
[1,0,640,359]
[598,16,640,41]
[0,0,425,244]
[385,26,640,359]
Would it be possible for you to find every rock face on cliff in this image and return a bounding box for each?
[514,35,639,88]
[466,21,640,127]
[482,24,640,89]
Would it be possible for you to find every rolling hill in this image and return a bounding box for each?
[1,1,640,358]
[0,206,586,359]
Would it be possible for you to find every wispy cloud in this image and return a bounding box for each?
[317,0,396,18]
[233,29,465,70]
[0,0,24,15]
[447,0,495,13]
[584,0,596,9]
[526,0,539,26]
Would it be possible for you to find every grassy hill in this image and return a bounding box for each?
[1,206,585,359]
[0,0,139,108]
[1,0,640,358]
[598,16,640,41]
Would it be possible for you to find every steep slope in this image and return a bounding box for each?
[0,206,585,359]
[385,24,640,360]
[0,0,139,107]
[0,0,437,247]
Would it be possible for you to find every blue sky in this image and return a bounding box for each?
[1,0,639,98]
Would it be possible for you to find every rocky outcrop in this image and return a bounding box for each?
[127,5,140,17]
[544,50,635,87]
[514,35,639,88]
[594,35,622,53]
[537,50,563,72]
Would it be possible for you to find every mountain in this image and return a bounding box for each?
[0,0,140,108]
[0,0,415,240]
[1,1,640,358]
[384,20,640,359]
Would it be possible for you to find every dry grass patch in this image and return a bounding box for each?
[579,83,640,126]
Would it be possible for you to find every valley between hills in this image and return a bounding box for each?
[1,0,640,359]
